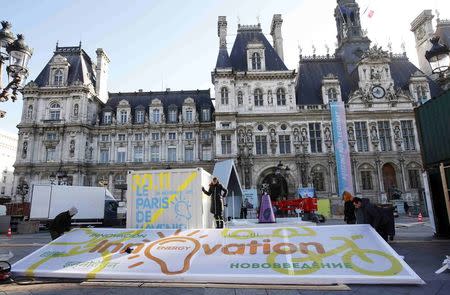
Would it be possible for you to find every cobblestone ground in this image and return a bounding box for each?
[1,217,449,295]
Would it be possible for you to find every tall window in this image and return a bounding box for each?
[185,147,194,162]
[254,89,263,106]
[354,122,369,152]
[134,146,143,162]
[408,169,421,189]
[100,149,109,163]
[49,102,61,120]
[168,108,177,123]
[185,109,193,122]
[309,123,322,153]
[152,109,160,123]
[27,105,33,119]
[312,171,325,191]
[276,88,286,106]
[279,135,291,154]
[255,135,268,155]
[201,131,210,140]
[46,147,56,162]
[327,88,337,102]
[401,120,416,151]
[185,132,193,140]
[220,87,229,105]
[136,110,144,123]
[150,146,159,162]
[202,108,211,121]
[120,110,128,124]
[202,146,212,161]
[416,86,428,103]
[168,147,177,162]
[251,52,261,70]
[378,121,392,152]
[54,69,63,86]
[237,91,243,105]
[117,148,126,163]
[361,171,373,190]
[103,112,111,124]
[168,132,176,140]
[221,134,232,154]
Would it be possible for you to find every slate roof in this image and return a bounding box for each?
[215,48,232,69]
[296,55,443,105]
[34,45,96,87]
[102,89,214,123]
[435,21,450,47]
[222,25,288,71]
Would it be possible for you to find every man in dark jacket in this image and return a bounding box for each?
[353,197,389,241]
[49,206,78,240]
[202,177,227,228]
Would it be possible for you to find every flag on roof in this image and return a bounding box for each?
[368,10,374,18]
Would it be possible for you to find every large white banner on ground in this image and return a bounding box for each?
[12,225,423,285]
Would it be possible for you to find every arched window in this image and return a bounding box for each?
[254,89,263,106]
[237,91,243,105]
[73,104,79,117]
[27,105,33,119]
[276,88,286,106]
[49,102,61,120]
[251,52,261,70]
[54,69,64,86]
[416,86,428,103]
[120,110,128,124]
[327,88,337,102]
[220,87,229,105]
[152,109,160,123]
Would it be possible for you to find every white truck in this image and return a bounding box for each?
[127,168,213,229]
[29,184,118,226]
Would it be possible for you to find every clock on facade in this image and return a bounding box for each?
[371,85,385,99]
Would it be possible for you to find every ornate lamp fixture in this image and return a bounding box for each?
[0,21,33,102]
[425,36,450,75]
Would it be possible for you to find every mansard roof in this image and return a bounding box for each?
[227,25,288,71]
[104,89,214,114]
[34,44,96,87]
[435,20,450,47]
[296,54,442,105]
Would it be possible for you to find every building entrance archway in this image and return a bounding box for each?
[382,163,398,199]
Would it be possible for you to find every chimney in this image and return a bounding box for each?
[218,16,227,49]
[270,14,284,61]
[410,10,435,75]
[95,48,110,103]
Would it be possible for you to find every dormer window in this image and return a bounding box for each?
[237,91,243,105]
[54,69,64,86]
[136,110,144,123]
[201,108,210,122]
[185,108,193,122]
[254,89,263,106]
[49,102,61,120]
[251,52,261,70]
[220,87,229,105]
[276,88,286,106]
[168,107,178,123]
[152,109,160,123]
[327,88,338,102]
[120,110,128,124]
[416,86,428,103]
[103,112,111,124]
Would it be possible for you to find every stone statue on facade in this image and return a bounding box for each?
[293,128,300,142]
[69,140,75,157]
[370,126,378,141]
[393,125,401,141]
[22,141,28,159]
[300,128,308,143]
[270,129,276,142]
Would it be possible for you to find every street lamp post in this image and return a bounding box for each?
[425,36,450,90]
[0,21,33,103]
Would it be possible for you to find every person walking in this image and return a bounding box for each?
[352,197,389,241]
[202,177,227,229]
[49,206,78,240]
[342,191,356,224]
[403,201,410,217]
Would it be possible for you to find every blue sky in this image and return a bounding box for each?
[1,0,449,135]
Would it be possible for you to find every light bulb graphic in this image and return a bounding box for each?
[175,197,192,220]
[143,230,205,275]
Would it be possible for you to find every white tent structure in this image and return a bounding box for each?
[212,159,244,219]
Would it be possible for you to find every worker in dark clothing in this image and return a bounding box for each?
[202,177,227,229]
[353,197,389,241]
[343,191,356,224]
[49,206,78,240]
